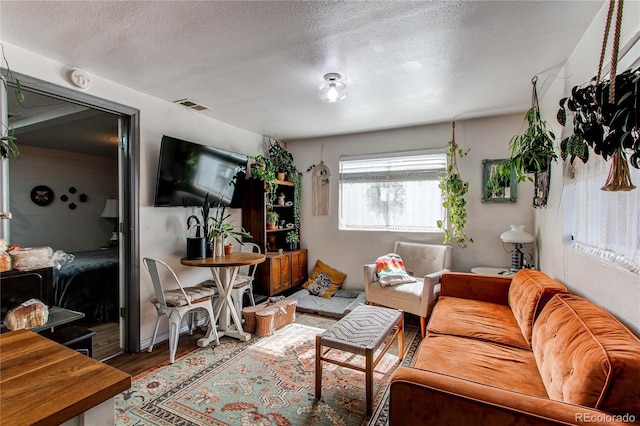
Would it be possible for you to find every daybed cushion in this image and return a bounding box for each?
[533,293,640,417]
[413,333,549,398]
[289,288,365,318]
[302,260,347,298]
[427,296,530,349]
[508,269,568,346]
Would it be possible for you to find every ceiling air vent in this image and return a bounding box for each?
[173,99,209,111]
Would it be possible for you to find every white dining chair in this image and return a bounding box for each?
[143,257,219,363]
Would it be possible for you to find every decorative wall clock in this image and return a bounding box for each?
[30,185,54,206]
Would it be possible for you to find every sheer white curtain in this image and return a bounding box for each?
[572,155,640,274]
[339,150,446,233]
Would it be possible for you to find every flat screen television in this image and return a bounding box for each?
[154,135,247,208]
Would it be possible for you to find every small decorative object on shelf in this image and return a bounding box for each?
[266,211,279,230]
[277,193,286,206]
[285,231,299,251]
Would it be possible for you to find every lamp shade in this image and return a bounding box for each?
[100,199,118,218]
[319,73,347,103]
[500,225,534,244]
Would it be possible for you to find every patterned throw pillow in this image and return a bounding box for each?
[302,260,348,298]
[306,272,332,297]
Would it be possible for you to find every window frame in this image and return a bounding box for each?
[338,149,446,233]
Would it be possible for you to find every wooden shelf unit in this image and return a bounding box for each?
[242,178,307,296]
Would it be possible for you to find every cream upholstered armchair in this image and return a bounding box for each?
[364,242,452,338]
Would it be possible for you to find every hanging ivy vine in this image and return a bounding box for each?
[437,122,473,248]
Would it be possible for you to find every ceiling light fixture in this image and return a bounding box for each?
[318,73,347,103]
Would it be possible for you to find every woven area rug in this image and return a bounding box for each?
[116,314,420,426]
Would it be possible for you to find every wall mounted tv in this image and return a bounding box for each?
[154,135,247,208]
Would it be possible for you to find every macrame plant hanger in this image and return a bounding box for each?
[598,0,635,191]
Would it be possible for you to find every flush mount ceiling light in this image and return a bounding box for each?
[318,73,347,103]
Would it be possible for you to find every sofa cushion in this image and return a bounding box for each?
[532,294,640,417]
[508,270,568,346]
[414,334,548,398]
[427,296,530,349]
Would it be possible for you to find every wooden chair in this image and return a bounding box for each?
[143,258,219,363]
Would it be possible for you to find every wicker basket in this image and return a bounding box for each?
[242,298,297,336]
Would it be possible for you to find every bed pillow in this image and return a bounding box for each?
[302,260,347,298]
[375,253,416,287]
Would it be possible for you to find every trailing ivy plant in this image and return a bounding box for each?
[437,123,472,248]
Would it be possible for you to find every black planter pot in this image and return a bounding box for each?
[187,237,206,260]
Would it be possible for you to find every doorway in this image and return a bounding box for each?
[0,71,140,356]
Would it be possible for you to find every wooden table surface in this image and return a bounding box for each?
[0,329,131,426]
[180,252,266,267]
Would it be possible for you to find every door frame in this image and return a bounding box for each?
[1,70,141,353]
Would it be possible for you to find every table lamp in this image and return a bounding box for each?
[100,199,119,246]
[500,225,534,272]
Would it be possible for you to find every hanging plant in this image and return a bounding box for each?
[556,0,638,191]
[437,122,472,248]
[1,43,25,159]
[557,66,639,189]
[505,76,558,183]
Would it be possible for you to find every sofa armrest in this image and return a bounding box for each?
[390,367,630,426]
[440,272,512,305]
[363,263,377,301]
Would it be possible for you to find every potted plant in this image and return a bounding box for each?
[186,215,206,259]
[209,202,252,256]
[557,66,639,190]
[250,154,278,205]
[267,137,295,181]
[285,231,299,251]
[437,122,472,248]
[266,210,279,230]
[506,77,558,182]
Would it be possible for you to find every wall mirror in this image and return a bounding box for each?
[482,159,517,203]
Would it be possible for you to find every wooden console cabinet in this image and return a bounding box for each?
[255,249,307,296]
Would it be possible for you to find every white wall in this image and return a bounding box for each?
[2,42,264,347]
[288,114,535,289]
[536,2,639,335]
[9,145,117,251]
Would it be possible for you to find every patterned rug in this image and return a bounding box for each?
[115,314,420,426]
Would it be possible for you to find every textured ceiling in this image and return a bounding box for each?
[1,1,604,141]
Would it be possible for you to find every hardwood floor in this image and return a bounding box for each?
[105,330,206,376]
[89,322,120,361]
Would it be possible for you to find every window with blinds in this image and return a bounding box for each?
[339,150,446,232]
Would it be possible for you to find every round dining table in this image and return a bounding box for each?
[181,252,266,341]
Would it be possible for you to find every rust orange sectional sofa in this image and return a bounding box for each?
[389,270,640,425]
